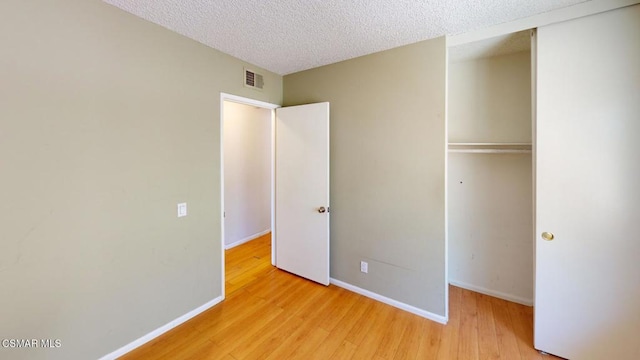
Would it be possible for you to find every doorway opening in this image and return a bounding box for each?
[220,93,279,297]
[446,29,535,317]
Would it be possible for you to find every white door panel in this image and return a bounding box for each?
[275,102,330,285]
[535,5,640,359]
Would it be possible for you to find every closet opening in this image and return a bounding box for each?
[446,29,534,308]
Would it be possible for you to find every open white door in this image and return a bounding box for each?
[535,5,640,359]
[275,102,330,286]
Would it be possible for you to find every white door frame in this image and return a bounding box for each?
[220,92,280,297]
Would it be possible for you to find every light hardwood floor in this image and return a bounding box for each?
[120,234,559,359]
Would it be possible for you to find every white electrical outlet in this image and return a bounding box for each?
[360,261,368,273]
[177,203,187,217]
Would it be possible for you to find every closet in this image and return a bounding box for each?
[447,30,534,305]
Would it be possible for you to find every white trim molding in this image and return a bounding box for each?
[98,296,224,360]
[449,280,533,306]
[221,93,280,110]
[448,0,640,47]
[225,229,271,250]
[330,278,447,324]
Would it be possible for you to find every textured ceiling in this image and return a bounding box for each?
[103,0,588,75]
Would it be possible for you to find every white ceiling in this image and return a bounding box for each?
[103,0,588,75]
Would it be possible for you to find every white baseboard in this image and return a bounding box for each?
[330,278,447,324]
[449,280,533,306]
[98,295,224,360]
[225,229,270,250]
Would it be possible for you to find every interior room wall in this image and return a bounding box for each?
[448,154,533,303]
[223,101,272,248]
[447,51,533,304]
[0,0,281,359]
[448,51,532,143]
[283,37,447,317]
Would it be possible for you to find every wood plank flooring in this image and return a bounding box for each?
[120,234,560,359]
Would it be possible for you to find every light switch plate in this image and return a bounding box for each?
[177,203,187,217]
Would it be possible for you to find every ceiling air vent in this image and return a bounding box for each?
[244,68,264,90]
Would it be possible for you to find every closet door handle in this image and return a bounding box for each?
[318,207,327,213]
[541,232,555,241]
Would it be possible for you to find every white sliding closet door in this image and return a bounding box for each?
[535,5,640,359]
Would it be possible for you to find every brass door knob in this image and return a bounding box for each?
[541,232,555,241]
[318,207,327,213]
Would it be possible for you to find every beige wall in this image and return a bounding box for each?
[223,101,272,247]
[448,51,532,143]
[284,38,447,316]
[0,0,281,359]
[448,153,533,303]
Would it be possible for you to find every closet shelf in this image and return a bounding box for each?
[448,142,532,154]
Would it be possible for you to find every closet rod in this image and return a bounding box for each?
[448,149,532,154]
